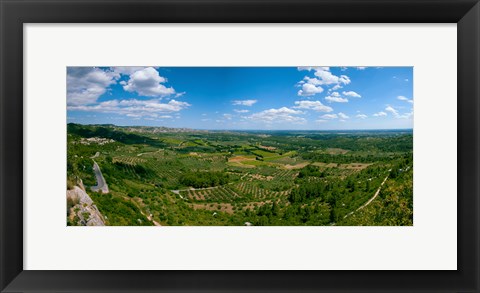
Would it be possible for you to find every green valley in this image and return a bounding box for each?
[66,123,413,226]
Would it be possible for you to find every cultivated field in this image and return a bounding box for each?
[67,124,413,226]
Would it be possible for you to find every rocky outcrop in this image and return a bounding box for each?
[67,186,106,226]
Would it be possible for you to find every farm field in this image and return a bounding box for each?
[66,123,413,226]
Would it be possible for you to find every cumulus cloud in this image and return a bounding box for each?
[325,96,348,103]
[356,114,367,119]
[232,99,257,106]
[67,98,190,119]
[343,91,361,98]
[397,95,413,104]
[223,114,233,120]
[67,67,118,106]
[302,77,323,86]
[312,68,350,85]
[385,106,399,116]
[338,112,349,119]
[293,100,333,112]
[321,114,338,119]
[385,105,413,119]
[122,67,175,97]
[112,66,147,76]
[373,111,387,117]
[328,84,343,92]
[234,109,249,113]
[249,107,306,123]
[298,66,329,72]
[297,67,350,96]
[325,92,348,103]
[297,83,324,96]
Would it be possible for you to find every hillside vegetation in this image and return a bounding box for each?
[67,123,413,226]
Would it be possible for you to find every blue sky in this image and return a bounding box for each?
[67,66,413,130]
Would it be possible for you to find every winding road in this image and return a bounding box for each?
[91,161,109,193]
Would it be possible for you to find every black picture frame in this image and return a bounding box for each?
[1,0,479,292]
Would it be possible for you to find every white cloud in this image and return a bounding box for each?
[325,96,348,103]
[356,114,367,119]
[234,109,250,113]
[321,114,338,119]
[313,68,350,86]
[325,92,348,103]
[112,66,147,76]
[223,114,233,120]
[385,106,399,116]
[385,105,413,119]
[297,67,350,96]
[317,112,348,120]
[293,100,333,112]
[67,67,118,106]
[249,107,306,124]
[356,67,367,70]
[298,66,329,72]
[232,99,257,106]
[123,67,175,97]
[373,111,387,117]
[329,84,343,92]
[315,119,327,123]
[397,96,413,104]
[67,98,190,119]
[343,91,361,98]
[298,83,324,96]
[303,77,323,86]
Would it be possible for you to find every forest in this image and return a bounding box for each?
[67,123,413,226]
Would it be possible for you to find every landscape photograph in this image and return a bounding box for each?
[67,66,413,226]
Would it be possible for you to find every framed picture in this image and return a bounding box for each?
[1,0,479,292]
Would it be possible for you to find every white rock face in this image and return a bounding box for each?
[67,186,106,226]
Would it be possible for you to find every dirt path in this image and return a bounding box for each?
[171,186,219,195]
[141,210,161,226]
[171,180,241,196]
[137,149,163,157]
[344,175,389,219]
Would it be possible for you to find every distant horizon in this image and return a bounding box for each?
[67,66,413,130]
[68,122,413,133]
